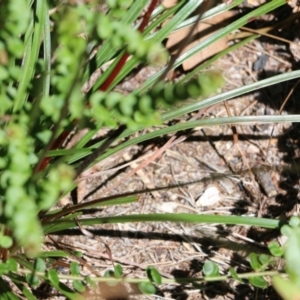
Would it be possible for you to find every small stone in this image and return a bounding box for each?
[247,144,260,154]
[196,185,222,207]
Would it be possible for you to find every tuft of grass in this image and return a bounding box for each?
[0,0,299,298]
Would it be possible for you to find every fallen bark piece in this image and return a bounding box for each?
[166,10,236,70]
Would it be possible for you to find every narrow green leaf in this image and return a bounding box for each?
[13,256,34,271]
[14,0,46,111]
[0,277,19,300]
[88,0,149,85]
[43,213,280,234]
[162,69,300,121]
[96,0,197,91]
[138,282,156,295]
[37,250,69,258]
[48,269,84,300]
[18,283,37,300]
[135,0,286,94]
[177,35,258,85]
[142,2,183,37]
[170,0,244,33]
[74,251,83,258]
[42,0,51,98]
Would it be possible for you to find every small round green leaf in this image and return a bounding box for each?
[48,269,59,285]
[85,276,97,288]
[197,71,224,96]
[114,264,123,279]
[70,262,80,276]
[107,0,117,8]
[202,261,219,277]
[0,235,13,248]
[104,270,114,278]
[104,270,117,287]
[0,262,10,275]
[281,224,292,237]
[289,216,300,228]
[138,95,153,114]
[186,80,201,98]
[138,282,156,295]
[74,251,83,258]
[258,254,270,266]
[268,241,284,257]
[146,266,162,285]
[6,258,17,272]
[249,276,268,289]
[34,258,46,272]
[73,280,86,293]
[228,267,243,283]
[26,273,39,287]
[249,253,261,271]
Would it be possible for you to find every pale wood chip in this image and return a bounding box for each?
[162,0,179,8]
[123,152,161,199]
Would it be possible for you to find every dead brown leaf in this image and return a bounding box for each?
[166,10,237,71]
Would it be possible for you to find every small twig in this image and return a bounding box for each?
[223,101,255,181]
[101,135,178,196]
[244,43,290,66]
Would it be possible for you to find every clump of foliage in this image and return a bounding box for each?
[0,0,300,298]
[0,0,224,257]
